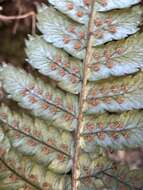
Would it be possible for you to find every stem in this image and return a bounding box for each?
[72,1,96,189]
[0,11,35,21]
[0,12,36,35]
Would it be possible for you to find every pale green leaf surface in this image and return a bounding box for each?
[0,124,114,190]
[81,110,143,151]
[47,0,140,24]
[77,150,112,178]
[88,33,143,81]
[48,0,90,24]
[0,166,28,190]
[7,130,71,174]
[0,65,79,131]
[0,104,74,173]
[0,128,71,190]
[37,5,86,59]
[37,4,143,59]
[95,0,140,12]
[26,35,82,94]
[78,165,143,190]
[85,72,143,114]
[92,5,143,46]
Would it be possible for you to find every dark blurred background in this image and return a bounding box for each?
[0,0,46,66]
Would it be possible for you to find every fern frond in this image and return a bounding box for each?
[37,4,143,59]
[48,0,89,24]
[92,5,143,46]
[79,164,143,190]
[0,163,33,190]
[47,0,140,23]
[78,150,113,178]
[85,71,143,114]
[0,104,74,173]
[81,110,143,150]
[95,0,140,11]
[88,33,143,81]
[0,65,79,131]
[37,5,86,59]
[0,131,71,190]
[26,35,82,94]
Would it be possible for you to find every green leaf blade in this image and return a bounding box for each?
[0,105,74,173]
[88,33,143,81]
[48,0,90,24]
[95,0,140,12]
[0,65,79,131]
[37,5,86,59]
[85,72,143,114]
[26,35,82,94]
[81,110,143,151]
[92,5,143,46]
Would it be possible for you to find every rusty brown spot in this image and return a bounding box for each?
[74,41,81,49]
[27,139,38,146]
[61,144,68,151]
[90,98,100,106]
[98,122,104,130]
[99,0,108,6]
[106,62,113,69]
[97,132,105,140]
[67,2,74,10]
[47,138,56,145]
[86,123,94,132]
[63,36,70,44]
[60,69,66,77]
[51,63,58,71]
[108,26,117,33]
[56,97,62,106]
[42,103,49,110]
[121,84,128,93]
[111,132,119,140]
[105,18,112,25]
[116,48,124,55]
[93,63,100,71]
[24,128,31,134]
[68,25,76,33]
[83,0,90,6]
[64,113,73,121]
[28,96,38,104]
[76,10,84,17]
[79,31,85,39]
[116,97,124,104]
[123,132,129,139]
[57,154,65,162]
[95,30,103,38]
[111,85,118,93]
[20,89,28,96]
[94,18,103,26]
[42,146,50,155]
[86,135,94,142]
